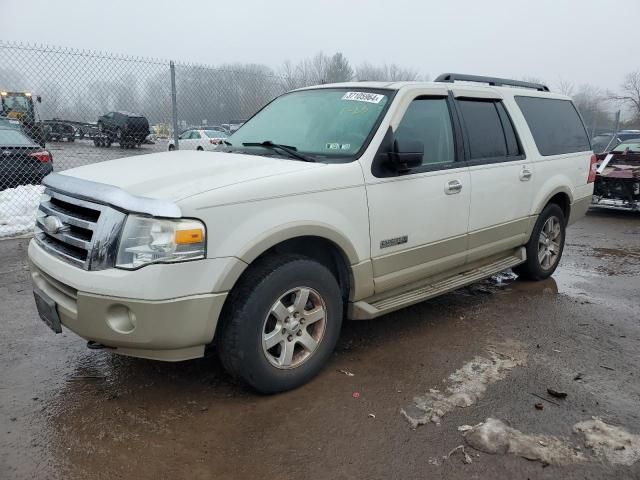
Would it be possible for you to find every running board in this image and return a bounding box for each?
[350,248,526,320]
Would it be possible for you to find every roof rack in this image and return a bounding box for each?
[434,73,550,92]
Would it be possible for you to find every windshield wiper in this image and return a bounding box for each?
[242,141,315,162]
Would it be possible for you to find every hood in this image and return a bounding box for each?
[59,150,323,202]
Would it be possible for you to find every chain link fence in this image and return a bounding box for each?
[0,41,287,237]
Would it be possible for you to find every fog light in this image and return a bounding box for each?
[106,304,136,334]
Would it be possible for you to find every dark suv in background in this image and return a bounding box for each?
[97,111,150,148]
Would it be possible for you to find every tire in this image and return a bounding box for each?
[514,203,566,280]
[217,254,343,394]
[168,144,175,151]
[105,139,111,148]
[196,146,204,151]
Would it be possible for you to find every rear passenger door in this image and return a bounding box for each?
[453,91,534,262]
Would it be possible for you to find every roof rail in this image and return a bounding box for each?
[435,73,550,92]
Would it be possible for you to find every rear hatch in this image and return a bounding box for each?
[126,116,149,136]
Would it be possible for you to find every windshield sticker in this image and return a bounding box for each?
[342,91,385,104]
[326,143,352,151]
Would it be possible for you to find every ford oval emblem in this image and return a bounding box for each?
[42,215,67,234]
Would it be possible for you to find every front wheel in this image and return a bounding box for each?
[514,203,566,280]
[217,254,343,394]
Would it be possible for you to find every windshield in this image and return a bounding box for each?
[0,128,34,145]
[612,141,640,153]
[2,95,32,112]
[0,117,21,130]
[227,88,391,160]
[204,130,227,138]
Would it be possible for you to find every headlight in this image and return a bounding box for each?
[116,215,206,269]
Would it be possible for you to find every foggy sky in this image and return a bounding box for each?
[4,0,639,92]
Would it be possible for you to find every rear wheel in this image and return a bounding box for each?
[217,254,343,394]
[196,146,204,151]
[168,144,175,151]
[514,203,566,280]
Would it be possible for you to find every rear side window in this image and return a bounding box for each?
[456,99,522,161]
[515,96,590,156]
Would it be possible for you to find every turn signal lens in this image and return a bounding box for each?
[175,228,204,244]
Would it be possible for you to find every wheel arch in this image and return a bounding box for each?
[214,227,365,333]
[534,186,573,225]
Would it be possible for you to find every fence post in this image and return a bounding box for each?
[170,60,179,149]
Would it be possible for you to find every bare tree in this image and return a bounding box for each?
[573,84,612,134]
[555,79,575,96]
[325,53,353,83]
[611,71,640,120]
[356,63,423,81]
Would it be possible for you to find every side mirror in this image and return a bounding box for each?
[388,138,423,172]
[37,96,42,103]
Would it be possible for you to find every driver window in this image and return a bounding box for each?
[395,98,455,166]
[191,131,202,139]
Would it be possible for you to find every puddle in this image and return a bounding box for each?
[574,417,640,466]
[401,343,526,428]
[464,418,585,465]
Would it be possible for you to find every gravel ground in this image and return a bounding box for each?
[46,138,168,171]
[1,208,639,479]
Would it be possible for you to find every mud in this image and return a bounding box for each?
[1,208,640,479]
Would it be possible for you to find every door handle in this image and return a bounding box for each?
[445,180,463,195]
[520,166,532,181]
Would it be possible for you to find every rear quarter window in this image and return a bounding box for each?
[515,96,590,156]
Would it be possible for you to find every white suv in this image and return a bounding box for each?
[29,74,595,393]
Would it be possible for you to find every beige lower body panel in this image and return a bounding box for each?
[370,217,535,296]
[31,261,227,361]
[569,195,592,225]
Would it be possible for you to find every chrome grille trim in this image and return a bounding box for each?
[35,188,127,271]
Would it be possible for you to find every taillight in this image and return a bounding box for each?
[209,139,220,145]
[587,154,597,183]
[29,151,51,163]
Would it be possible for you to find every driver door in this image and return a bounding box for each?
[365,92,471,293]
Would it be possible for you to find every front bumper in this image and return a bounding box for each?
[28,240,236,361]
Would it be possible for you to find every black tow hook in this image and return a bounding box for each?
[87,340,115,350]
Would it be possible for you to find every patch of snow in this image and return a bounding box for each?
[401,343,526,428]
[574,417,640,466]
[491,268,518,284]
[464,418,585,465]
[0,185,43,237]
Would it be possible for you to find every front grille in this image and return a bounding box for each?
[34,189,127,270]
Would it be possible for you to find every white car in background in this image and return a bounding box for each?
[168,128,228,151]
